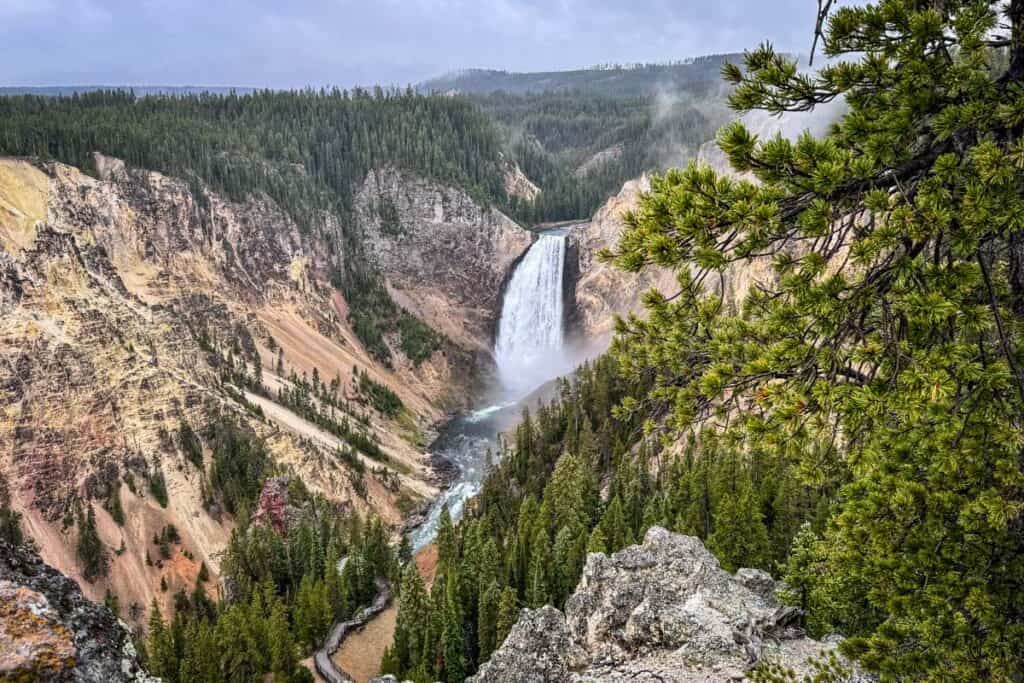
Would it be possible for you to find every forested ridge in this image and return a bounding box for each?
[386,1,1024,681]
[0,67,733,228]
[418,55,743,97]
[483,88,730,222]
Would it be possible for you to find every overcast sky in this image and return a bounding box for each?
[0,0,821,88]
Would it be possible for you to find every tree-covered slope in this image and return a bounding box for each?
[483,88,730,222]
[0,68,734,229]
[418,60,739,223]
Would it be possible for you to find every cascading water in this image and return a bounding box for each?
[409,228,571,550]
[494,230,568,397]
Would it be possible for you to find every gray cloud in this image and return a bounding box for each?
[0,0,820,87]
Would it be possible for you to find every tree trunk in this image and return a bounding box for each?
[1010,232,1024,318]
[1010,0,1024,82]
[1009,2,1024,318]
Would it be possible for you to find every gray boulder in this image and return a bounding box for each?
[471,527,864,683]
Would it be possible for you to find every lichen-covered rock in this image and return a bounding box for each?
[470,606,586,682]
[473,528,864,683]
[0,540,157,682]
[0,582,77,679]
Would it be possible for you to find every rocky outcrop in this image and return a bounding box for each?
[0,539,156,682]
[568,173,775,345]
[472,527,863,682]
[356,166,533,351]
[575,144,624,178]
[503,160,540,202]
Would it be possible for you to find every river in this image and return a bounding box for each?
[409,228,572,549]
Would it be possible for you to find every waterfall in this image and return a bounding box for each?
[494,230,568,396]
[409,229,570,550]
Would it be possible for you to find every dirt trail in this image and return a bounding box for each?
[321,544,437,682]
[331,602,398,683]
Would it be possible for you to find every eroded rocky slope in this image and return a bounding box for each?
[356,166,533,352]
[567,176,676,342]
[0,154,531,630]
[568,104,848,346]
[470,527,862,683]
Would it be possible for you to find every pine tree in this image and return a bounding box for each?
[707,454,770,572]
[267,597,298,679]
[600,495,632,553]
[526,523,551,608]
[293,574,331,648]
[552,524,586,606]
[324,545,344,619]
[442,573,466,683]
[77,505,106,581]
[477,580,501,663]
[436,505,457,577]
[607,2,1024,676]
[179,619,219,683]
[392,562,430,675]
[147,599,178,682]
[586,524,608,555]
[512,495,537,595]
[494,586,519,648]
[0,501,22,546]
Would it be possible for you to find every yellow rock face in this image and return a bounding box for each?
[0,159,49,253]
[0,158,425,622]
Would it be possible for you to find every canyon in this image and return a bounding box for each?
[0,145,663,639]
[0,95,848,682]
[0,154,544,627]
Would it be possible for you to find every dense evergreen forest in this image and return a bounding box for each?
[385,1,1024,681]
[145,467,400,683]
[421,58,737,222]
[0,66,734,227]
[0,88,511,227]
[381,356,829,682]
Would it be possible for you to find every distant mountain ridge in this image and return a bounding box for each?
[0,85,256,97]
[418,55,745,97]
